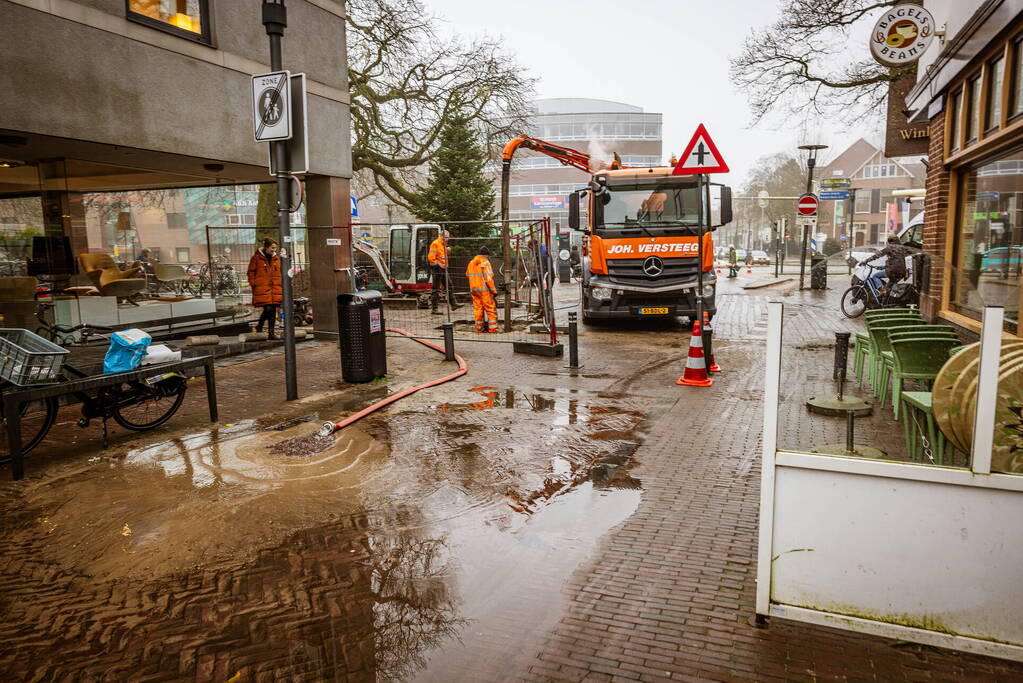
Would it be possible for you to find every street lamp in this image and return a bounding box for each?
[797,143,828,290]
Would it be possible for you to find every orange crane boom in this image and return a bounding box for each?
[500,135,620,221]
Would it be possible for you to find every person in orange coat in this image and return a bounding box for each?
[247,237,283,339]
[466,246,498,333]
[427,229,456,314]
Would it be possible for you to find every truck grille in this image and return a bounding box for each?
[606,257,700,287]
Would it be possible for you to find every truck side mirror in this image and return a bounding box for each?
[569,192,580,230]
[719,186,733,226]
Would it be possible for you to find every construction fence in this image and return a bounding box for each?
[353,219,559,346]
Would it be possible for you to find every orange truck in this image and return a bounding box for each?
[501,136,732,323]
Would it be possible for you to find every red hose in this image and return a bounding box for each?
[319,327,467,435]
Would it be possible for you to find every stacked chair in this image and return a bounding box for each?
[853,309,962,465]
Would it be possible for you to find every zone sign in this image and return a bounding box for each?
[797,193,819,216]
[252,71,292,142]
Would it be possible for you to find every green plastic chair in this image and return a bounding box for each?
[886,337,960,420]
[901,391,949,465]
[856,311,923,386]
[879,326,959,409]
[866,317,929,392]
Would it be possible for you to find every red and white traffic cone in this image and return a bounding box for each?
[676,319,713,387]
[703,312,721,373]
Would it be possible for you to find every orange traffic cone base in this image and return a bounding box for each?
[676,375,713,387]
[709,363,722,373]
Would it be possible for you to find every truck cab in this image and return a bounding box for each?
[570,168,732,323]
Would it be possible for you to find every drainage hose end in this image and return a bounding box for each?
[318,421,336,437]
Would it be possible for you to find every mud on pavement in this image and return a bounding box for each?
[0,328,660,682]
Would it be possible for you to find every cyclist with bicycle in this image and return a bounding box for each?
[858,235,912,294]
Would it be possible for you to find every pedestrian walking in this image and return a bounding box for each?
[428,229,457,314]
[727,244,738,278]
[247,237,283,339]
[466,246,498,333]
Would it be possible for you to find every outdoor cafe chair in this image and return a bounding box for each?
[876,325,959,408]
[856,310,922,386]
[901,391,950,466]
[865,316,927,391]
[884,336,960,421]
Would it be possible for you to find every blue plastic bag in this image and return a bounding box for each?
[103,329,152,374]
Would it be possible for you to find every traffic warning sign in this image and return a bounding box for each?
[672,123,729,175]
[797,193,819,216]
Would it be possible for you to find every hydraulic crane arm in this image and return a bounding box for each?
[500,135,620,221]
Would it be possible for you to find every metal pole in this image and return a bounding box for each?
[845,411,855,453]
[264,0,297,401]
[442,322,454,362]
[773,219,780,278]
[798,156,815,290]
[567,311,579,368]
[502,220,512,332]
[847,188,856,276]
[834,331,850,400]
[695,174,705,328]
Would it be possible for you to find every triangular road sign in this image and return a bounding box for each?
[672,123,729,175]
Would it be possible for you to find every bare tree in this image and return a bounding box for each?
[348,0,535,211]
[730,0,910,124]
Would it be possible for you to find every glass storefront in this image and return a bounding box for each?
[952,146,1023,332]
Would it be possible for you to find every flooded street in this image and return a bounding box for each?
[0,377,651,681]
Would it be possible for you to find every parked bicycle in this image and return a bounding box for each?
[185,256,241,297]
[0,325,188,460]
[34,299,114,347]
[840,264,919,318]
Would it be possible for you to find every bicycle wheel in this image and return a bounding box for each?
[0,396,58,460]
[840,286,867,318]
[112,377,187,431]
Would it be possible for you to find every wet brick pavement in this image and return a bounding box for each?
[1,271,1019,681]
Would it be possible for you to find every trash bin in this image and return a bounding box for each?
[810,255,828,290]
[337,290,387,383]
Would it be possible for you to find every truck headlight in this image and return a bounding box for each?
[702,283,715,298]
[591,286,612,301]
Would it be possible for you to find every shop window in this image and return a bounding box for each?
[869,224,880,244]
[966,76,981,144]
[127,0,213,45]
[949,89,962,153]
[986,56,1005,131]
[951,146,1022,332]
[175,247,190,263]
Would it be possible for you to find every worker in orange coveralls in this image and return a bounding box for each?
[465,246,498,333]
[427,229,456,314]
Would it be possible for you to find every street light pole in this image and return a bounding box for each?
[262,0,298,401]
[797,144,828,291]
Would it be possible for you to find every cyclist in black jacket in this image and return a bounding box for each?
[860,236,913,291]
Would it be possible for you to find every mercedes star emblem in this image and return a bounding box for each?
[642,256,663,276]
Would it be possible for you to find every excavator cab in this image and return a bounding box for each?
[387,224,438,291]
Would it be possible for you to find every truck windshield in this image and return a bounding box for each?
[598,185,701,234]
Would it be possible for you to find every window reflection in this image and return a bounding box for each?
[129,0,205,36]
[987,57,1004,130]
[952,147,1022,332]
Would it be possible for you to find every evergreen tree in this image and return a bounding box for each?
[415,112,496,225]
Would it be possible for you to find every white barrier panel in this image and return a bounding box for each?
[757,304,1023,663]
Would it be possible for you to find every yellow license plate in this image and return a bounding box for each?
[639,307,669,315]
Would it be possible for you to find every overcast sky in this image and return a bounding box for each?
[425,0,882,189]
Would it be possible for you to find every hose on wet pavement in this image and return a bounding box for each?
[318,327,467,436]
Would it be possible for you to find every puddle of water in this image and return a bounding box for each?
[0,385,650,680]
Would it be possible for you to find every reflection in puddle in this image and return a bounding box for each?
[0,385,649,681]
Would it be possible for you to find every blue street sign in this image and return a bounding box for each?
[840,234,847,241]
[819,190,850,201]
[350,195,359,217]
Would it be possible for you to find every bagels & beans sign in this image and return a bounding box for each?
[872,3,936,157]
[869,3,935,67]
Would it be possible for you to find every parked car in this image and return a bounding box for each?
[750,250,770,265]
[980,245,1023,273]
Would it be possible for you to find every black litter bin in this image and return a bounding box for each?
[338,290,387,383]
[810,255,828,290]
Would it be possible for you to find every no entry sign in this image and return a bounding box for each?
[797,193,819,216]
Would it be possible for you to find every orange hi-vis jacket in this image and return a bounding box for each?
[427,237,448,268]
[466,255,496,294]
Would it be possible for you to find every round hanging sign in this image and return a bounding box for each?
[869,3,936,67]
